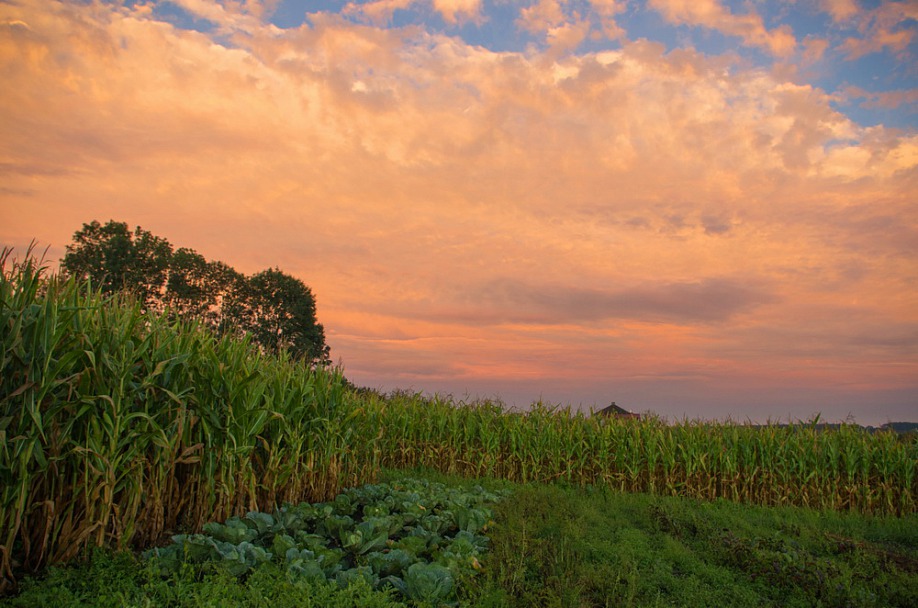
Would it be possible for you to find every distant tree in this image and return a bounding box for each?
[62,220,172,309]
[165,247,245,331]
[62,220,331,366]
[232,268,331,366]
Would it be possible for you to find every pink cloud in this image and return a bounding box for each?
[1,0,915,421]
[432,0,483,25]
[343,0,417,25]
[167,0,267,32]
[840,1,917,59]
[589,0,627,39]
[820,0,861,23]
[343,0,482,26]
[517,0,567,34]
[649,0,797,56]
[843,85,918,110]
[516,0,591,55]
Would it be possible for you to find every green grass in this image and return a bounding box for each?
[4,471,915,608]
[0,552,407,608]
[470,482,917,607]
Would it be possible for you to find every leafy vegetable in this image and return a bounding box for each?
[400,563,455,603]
[143,477,507,604]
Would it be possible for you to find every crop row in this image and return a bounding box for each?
[370,392,915,513]
[1,250,915,593]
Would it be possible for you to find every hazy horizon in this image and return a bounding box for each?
[2,1,916,426]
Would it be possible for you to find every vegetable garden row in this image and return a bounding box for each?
[1,251,915,594]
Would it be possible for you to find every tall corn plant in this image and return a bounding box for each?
[364,389,916,517]
[0,248,366,593]
[1,247,95,588]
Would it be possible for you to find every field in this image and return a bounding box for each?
[2,471,916,607]
[1,252,916,605]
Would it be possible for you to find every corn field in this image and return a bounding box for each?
[1,249,916,593]
[0,250,379,593]
[369,393,915,514]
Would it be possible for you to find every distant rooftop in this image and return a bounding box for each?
[595,402,640,418]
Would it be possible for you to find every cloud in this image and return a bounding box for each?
[343,0,417,25]
[648,0,797,56]
[432,0,483,25]
[820,0,860,23]
[843,85,918,111]
[840,1,917,59]
[342,0,482,26]
[517,0,566,33]
[428,277,778,325]
[1,0,915,421]
[516,0,590,55]
[166,0,268,33]
[589,0,627,39]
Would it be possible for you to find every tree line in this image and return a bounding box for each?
[61,220,330,366]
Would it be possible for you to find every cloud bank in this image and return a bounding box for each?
[1,0,915,424]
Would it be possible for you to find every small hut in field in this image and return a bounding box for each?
[595,402,641,420]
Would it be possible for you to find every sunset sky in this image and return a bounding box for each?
[1,0,916,424]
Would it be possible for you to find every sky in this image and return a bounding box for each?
[1,0,916,425]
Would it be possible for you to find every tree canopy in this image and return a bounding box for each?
[62,220,330,366]
[62,220,172,310]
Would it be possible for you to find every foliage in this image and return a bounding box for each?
[0,248,361,593]
[145,478,506,605]
[1,245,915,597]
[231,268,330,363]
[165,247,245,332]
[364,392,917,516]
[61,220,172,310]
[3,477,914,608]
[471,483,918,608]
[60,220,330,366]
[0,550,408,608]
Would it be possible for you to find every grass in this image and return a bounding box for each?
[1,552,407,608]
[3,471,916,608]
[470,481,917,607]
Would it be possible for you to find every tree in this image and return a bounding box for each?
[165,247,245,331]
[232,268,331,366]
[61,220,331,366]
[62,220,172,310]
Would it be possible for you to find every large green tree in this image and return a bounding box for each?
[62,220,172,310]
[165,247,245,332]
[230,268,330,365]
[61,220,330,366]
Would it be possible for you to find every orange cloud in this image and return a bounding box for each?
[343,0,482,26]
[343,0,417,25]
[840,1,917,59]
[820,0,860,23]
[843,85,918,110]
[589,0,627,39]
[649,0,797,56]
[1,0,915,422]
[432,0,483,25]
[516,0,591,55]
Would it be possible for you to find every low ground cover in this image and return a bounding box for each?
[471,480,917,607]
[146,477,506,605]
[3,471,915,608]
